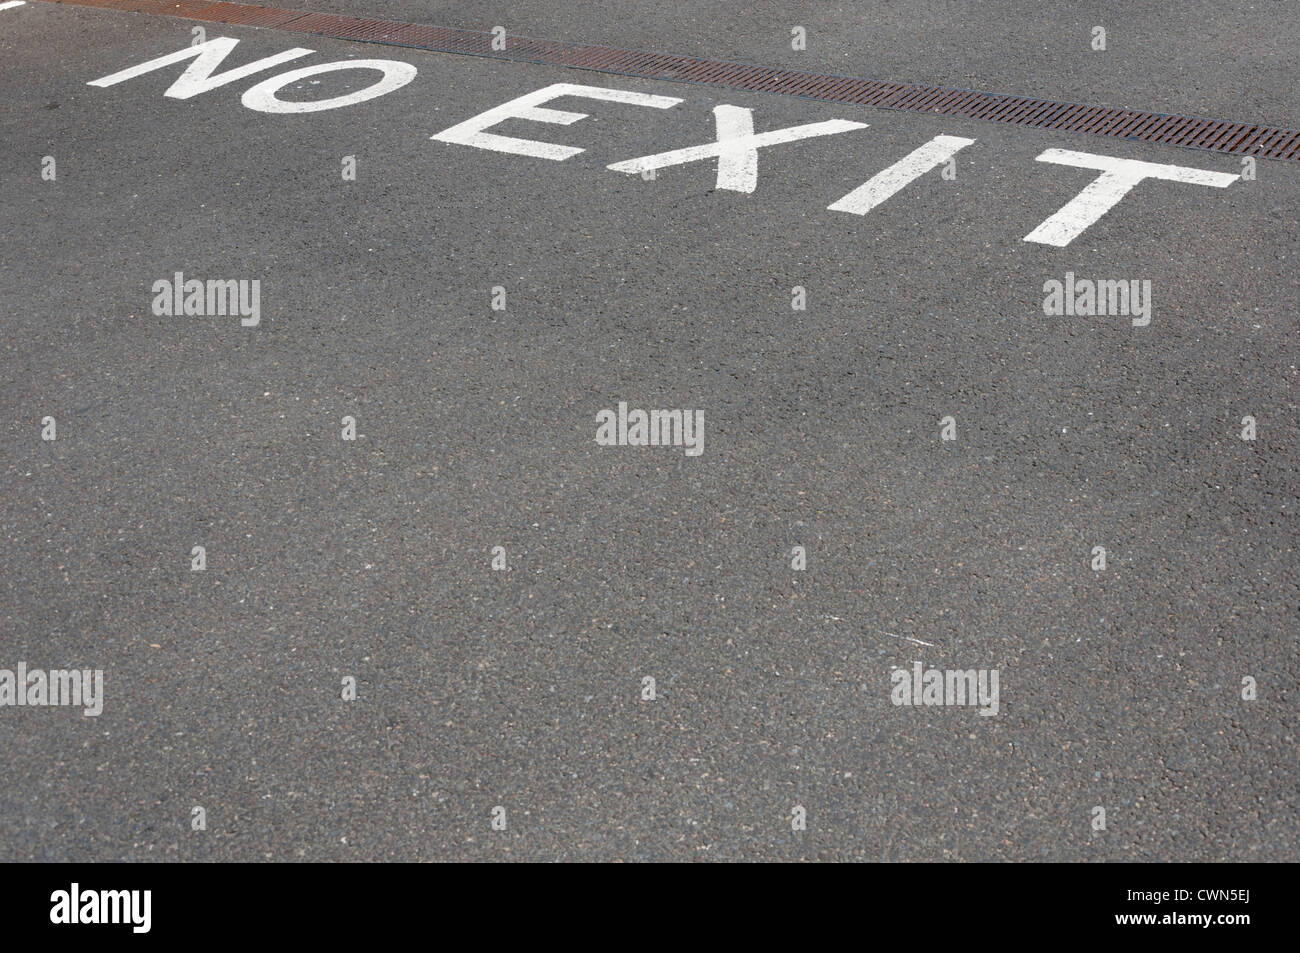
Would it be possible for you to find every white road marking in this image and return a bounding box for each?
[83,52,1243,246]
[823,617,938,647]
[828,134,975,215]
[241,59,417,113]
[1024,148,1239,246]
[431,83,682,160]
[0,2,27,11]
[882,631,937,647]
[712,105,760,193]
[607,107,867,192]
[88,37,418,113]
[89,38,314,99]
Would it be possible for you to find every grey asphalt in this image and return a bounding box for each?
[0,0,1296,862]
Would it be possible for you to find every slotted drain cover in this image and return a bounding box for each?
[40,0,1300,161]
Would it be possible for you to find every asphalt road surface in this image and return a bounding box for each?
[1,0,1296,861]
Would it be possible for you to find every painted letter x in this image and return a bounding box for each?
[608,105,866,193]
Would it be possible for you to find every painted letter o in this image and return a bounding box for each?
[241,59,417,113]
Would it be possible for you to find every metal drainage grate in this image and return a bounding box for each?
[41,0,1300,161]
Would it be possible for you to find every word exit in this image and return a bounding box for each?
[434,82,1239,247]
[88,38,1241,248]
